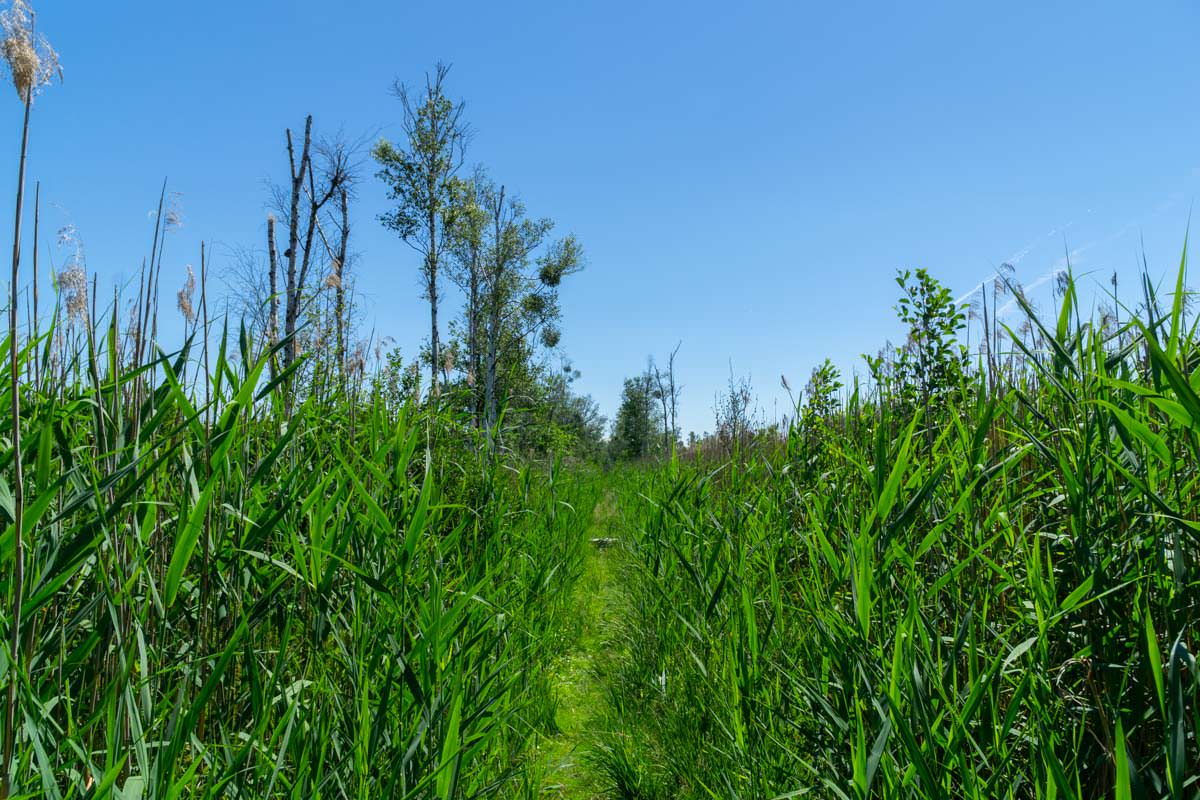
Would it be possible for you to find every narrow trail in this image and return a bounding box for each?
[536,492,625,798]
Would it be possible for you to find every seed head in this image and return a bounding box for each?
[0,0,59,101]
[165,192,184,231]
[968,293,983,321]
[1098,306,1116,335]
[176,264,196,323]
[374,336,394,362]
[124,300,141,366]
[349,341,367,376]
[1054,270,1071,297]
[58,264,87,324]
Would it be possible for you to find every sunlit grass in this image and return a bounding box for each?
[601,263,1200,798]
[0,296,602,796]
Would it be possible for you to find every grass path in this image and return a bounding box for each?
[535,493,625,798]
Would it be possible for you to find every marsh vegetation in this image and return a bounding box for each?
[0,3,1197,798]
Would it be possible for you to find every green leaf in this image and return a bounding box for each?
[1095,400,1171,464]
[164,480,215,608]
[436,691,463,800]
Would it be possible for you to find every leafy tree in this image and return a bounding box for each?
[444,169,490,425]
[611,372,660,460]
[892,267,967,413]
[793,358,842,479]
[370,345,421,408]
[507,361,606,458]
[804,358,842,420]
[373,63,467,399]
[475,179,582,444]
[552,389,607,460]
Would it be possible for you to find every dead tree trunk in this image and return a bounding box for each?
[267,214,280,355]
[667,341,681,451]
[282,117,312,372]
[335,188,349,388]
[653,362,670,453]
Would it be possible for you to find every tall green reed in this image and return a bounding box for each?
[0,275,599,797]
[608,261,1199,799]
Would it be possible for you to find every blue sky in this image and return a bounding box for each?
[5,0,1200,435]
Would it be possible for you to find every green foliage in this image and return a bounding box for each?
[804,358,843,419]
[437,169,585,450]
[372,71,465,253]
[894,267,968,405]
[373,63,469,396]
[537,234,583,289]
[599,260,1200,799]
[867,268,967,412]
[371,344,422,407]
[0,310,602,798]
[793,358,844,481]
[611,373,660,461]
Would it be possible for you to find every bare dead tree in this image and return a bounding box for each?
[279,117,310,372]
[266,215,279,348]
[313,132,364,387]
[652,341,682,452]
[261,118,353,400]
[651,357,670,453]
[298,137,366,395]
[715,365,757,453]
[221,243,274,343]
[667,342,681,448]
[333,186,349,382]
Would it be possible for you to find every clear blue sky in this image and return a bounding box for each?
[6,0,1200,435]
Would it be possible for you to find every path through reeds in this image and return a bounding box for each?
[535,493,627,798]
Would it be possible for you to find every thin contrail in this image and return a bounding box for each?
[975,191,1186,316]
[996,261,1072,315]
[954,222,1074,306]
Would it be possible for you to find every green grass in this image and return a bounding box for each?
[593,264,1200,798]
[0,312,603,797]
[3,7,1196,795]
[4,243,1199,799]
[535,493,627,799]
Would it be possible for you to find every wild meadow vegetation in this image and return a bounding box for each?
[598,266,1200,799]
[0,6,607,799]
[0,3,1198,799]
